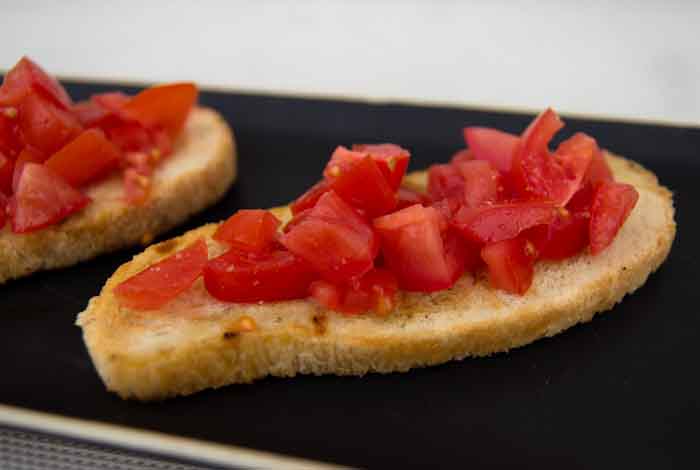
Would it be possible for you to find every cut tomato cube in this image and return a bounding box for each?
[374,204,465,292]
[585,148,613,185]
[453,202,557,244]
[481,236,537,295]
[106,121,153,153]
[589,182,639,254]
[123,83,197,138]
[450,148,473,166]
[463,127,519,172]
[351,143,410,190]
[203,248,317,303]
[214,209,281,252]
[44,129,121,187]
[0,56,72,110]
[9,162,90,233]
[310,268,399,316]
[115,238,208,310]
[0,152,13,195]
[123,168,151,205]
[0,191,6,229]
[0,110,22,158]
[528,209,589,260]
[427,163,464,202]
[18,93,82,156]
[455,159,501,208]
[282,191,379,283]
[290,179,330,215]
[325,154,397,217]
[396,187,429,210]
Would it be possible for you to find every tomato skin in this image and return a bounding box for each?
[585,148,613,185]
[44,128,121,187]
[213,209,281,252]
[203,248,317,303]
[396,187,429,210]
[351,143,410,190]
[450,148,473,166]
[282,191,379,283]
[115,238,208,310]
[453,202,556,244]
[0,191,6,229]
[123,82,197,138]
[18,93,82,156]
[481,236,537,295]
[427,164,464,202]
[9,162,90,233]
[528,209,589,260]
[290,179,330,215]
[0,152,13,195]
[589,182,638,254]
[310,268,399,315]
[0,56,72,110]
[455,160,501,207]
[326,154,397,217]
[0,111,22,158]
[463,127,519,172]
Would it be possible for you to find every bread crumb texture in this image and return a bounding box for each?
[77,153,675,400]
[0,108,237,284]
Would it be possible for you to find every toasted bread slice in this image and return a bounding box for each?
[77,153,675,401]
[0,108,236,284]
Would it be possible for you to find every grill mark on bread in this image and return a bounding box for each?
[312,312,328,335]
[222,315,257,340]
[154,239,179,255]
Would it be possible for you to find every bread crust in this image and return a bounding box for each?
[77,153,675,401]
[0,107,236,284]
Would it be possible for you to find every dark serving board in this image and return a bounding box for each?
[1,82,697,469]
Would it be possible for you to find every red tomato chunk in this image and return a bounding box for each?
[214,209,281,252]
[481,236,537,295]
[310,268,398,316]
[589,182,638,254]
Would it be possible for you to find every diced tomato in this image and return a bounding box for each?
[325,154,396,217]
[463,127,519,172]
[396,187,429,210]
[450,148,473,165]
[13,146,46,191]
[431,196,461,222]
[92,92,131,116]
[44,129,121,187]
[106,121,152,153]
[9,162,90,233]
[203,248,317,303]
[72,100,108,128]
[0,110,22,158]
[0,56,72,109]
[123,168,151,205]
[282,191,379,283]
[589,182,639,254]
[351,143,410,190]
[18,93,82,155]
[566,183,594,213]
[310,268,399,315]
[453,202,556,244]
[283,208,311,234]
[214,209,281,252]
[481,236,537,295]
[122,82,197,138]
[585,148,613,185]
[427,163,464,202]
[0,152,13,195]
[0,191,6,230]
[528,209,589,260]
[124,151,153,176]
[114,238,208,310]
[290,179,330,215]
[374,204,465,291]
[455,160,501,207]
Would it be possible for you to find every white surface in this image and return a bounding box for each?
[1,1,698,125]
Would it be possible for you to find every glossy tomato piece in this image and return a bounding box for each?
[396,187,429,210]
[0,152,13,195]
[18,93,82,155]
[310,268,399,315]
[481,236,537,295]
[282,191,379,283]
[351,143,410,190]
[13,147,47,191]
[455,159,501,207]
[0,191,6,229]
[114,238,208,310]
[9,162,90,233]
[123,83,197,138]
[453,202,556,244]
[0,110,22,158]
[203,248,317,303]
[450,148,473,165]
[374,204,465,292]
[0,56,72,109]
[585,148,613,185]
[73,92,131,128]
[44,128,121,187]
[589,182,639,254]
[427,163,464,202]
[106,121,153,153]
[214,209,281,252]
[290,179,330,215]
[325,154,396,217]
[528,209,589,260]
[463,127,519,172]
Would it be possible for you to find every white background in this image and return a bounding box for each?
[1,1,698,125]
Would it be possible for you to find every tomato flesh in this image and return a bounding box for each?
[282,191,379,283]
[481,236,537,295]
[427,163,464,202]
[528,209,589,260]
[351,143,410,190]
[18,93,82,155]
[396,187,429,210]
[589,182,638,254]
[123,83,197,138]
[204,248,317,303]
[0,111,22,158]
[0,152,13,195]
[9,162,90,233]
[115,239,208,310]
[455,160,501,207]
[44,129,121,187]
[463,127,519,172]
[310,268,399,315]
[585,148,613,185]
[290,179,330,215]
[0,56,72,109]
[214,209,281,252]
[326,154,396,217]
[453,202,556,244]
[450,148,473,165]
[0,191,6,229]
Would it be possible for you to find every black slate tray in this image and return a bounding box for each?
[1,82,697,469]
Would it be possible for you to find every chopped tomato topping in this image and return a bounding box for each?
[115,239,208,310]
[450,148,473,165]
[351,143,410,190]
[325,154,396,217]
[396,187,429,210]
[290,179,330,215]
[427,163,464,202]
[0,152,13,195]
[18,93,82,155]
[0,56,72,110]
[589,182,638,254]
[585,148,614,185]
[453,202,557,244]
[463,127,519,172]
[123,168,151,205]
[528,209,589,260]
[0,191,6,229]
[44,129,121,187]
[282,191,379,283]
[0,110,22,158]
[122,83,197,138]
[481,236,537,295]
[9,162,90,233]
[203,248,317,303]
[455,160,501,207]
[213,209,281,252]
[310,268,399,315]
